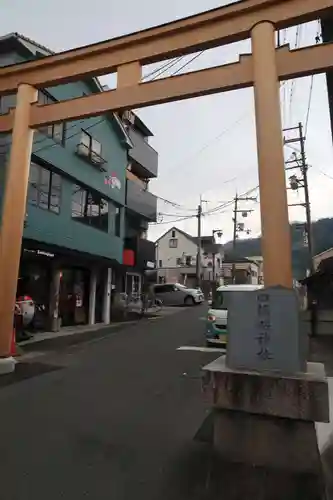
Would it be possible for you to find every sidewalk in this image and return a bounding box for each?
[19,321,137,353]
[18,306,187,353]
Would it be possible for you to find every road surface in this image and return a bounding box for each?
[0,304,223,500]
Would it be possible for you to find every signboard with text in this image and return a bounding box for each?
[226,286,306,374]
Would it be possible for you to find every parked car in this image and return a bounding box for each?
[205,284,263,346]
[152,283,204,306]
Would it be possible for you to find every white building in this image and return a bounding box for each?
[246,255,264,284]
[222,256,261,285]
[155,227,223,288]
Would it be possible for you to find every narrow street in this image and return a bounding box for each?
[0,305,222,500]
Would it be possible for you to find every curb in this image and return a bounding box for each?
[17,306,191,355]
[19,319,143,353]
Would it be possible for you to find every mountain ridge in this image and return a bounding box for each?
[223,217,333,279]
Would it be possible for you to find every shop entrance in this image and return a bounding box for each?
[17,253,53,331]
[125,273,141,299]
[59,268,89,327]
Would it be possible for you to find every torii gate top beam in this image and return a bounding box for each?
[0,0,332,94]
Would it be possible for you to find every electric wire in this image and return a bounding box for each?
[304,21,321,137]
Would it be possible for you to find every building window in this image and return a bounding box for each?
[0,94,16,115]
[171,230,176,238]
[185,256,192,266]
[159,260,162,268]
[176,258,182,266]
[169,238,178,248]
[79,130,103,165]
[28,161,61,214]
[109,202,121,237]
[71,184,109,232]
[38,90,66,144]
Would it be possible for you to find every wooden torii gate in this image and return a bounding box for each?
[0,0,333,366]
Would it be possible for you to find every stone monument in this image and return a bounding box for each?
[202,286,329,499]
[226,285,306,373]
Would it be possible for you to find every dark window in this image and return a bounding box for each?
[109,202,121,237]
[154,285,174,294]
[28,162,61,213]
[176,258,182,266]
[169,238,178,248]
[171,230,176,238]
[159,260,162,268]
[38,91,66,144]
[71,184,109,232]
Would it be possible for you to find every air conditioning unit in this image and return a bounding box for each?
[77,142,89,157]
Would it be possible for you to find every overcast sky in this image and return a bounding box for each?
[2,0,333,245]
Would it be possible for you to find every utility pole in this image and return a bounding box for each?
[196,199,202,288]
[232,195,239,253]
[212,228,223,285]
[284,122,314,274]
[231,194,257,283]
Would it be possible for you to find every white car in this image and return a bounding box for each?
[205,284,263,345]
[153,283,204,306]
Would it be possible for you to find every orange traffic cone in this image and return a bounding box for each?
[10,328,22,357]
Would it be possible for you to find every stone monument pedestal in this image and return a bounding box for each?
[202,356,329,499]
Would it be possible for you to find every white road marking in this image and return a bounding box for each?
[199,317,206,321]
[177,346,226,353]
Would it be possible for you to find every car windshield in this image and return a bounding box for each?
[211,291,236,310]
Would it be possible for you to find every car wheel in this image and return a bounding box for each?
[184,296,195,306]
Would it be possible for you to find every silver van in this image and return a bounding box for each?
[152,283,204,306]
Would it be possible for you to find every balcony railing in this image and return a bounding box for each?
[127,128,158,178]
[76,142,107,171]
[126,179,157,222]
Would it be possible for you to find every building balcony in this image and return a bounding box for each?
[127,128,158,179]
[124,237,156,270]
[126,179,157,222]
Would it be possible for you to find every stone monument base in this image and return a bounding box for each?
[201,356,329,499]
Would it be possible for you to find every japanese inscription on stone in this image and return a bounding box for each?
[256,292,272,361]
[225,286,306,374]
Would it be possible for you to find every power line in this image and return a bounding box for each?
[142,57,184,81]
[205,185,259,216]
[310,165,333,181]
[151,184,260,226]
[288,25,303,126]
[0,53,203,154]
[304,76,314,138]
[151,214,197,225]
[164,112,250,179]
[167,51,204,77]
[304,21,321,137]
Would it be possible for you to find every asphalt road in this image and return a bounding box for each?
[0,304,223,500]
